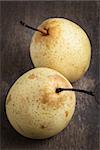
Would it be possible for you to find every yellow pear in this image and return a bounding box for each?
[30,18,91,82]
[6,67,76,139]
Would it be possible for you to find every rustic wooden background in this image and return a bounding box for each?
[1,1,99,150]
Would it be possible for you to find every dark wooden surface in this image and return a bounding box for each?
[1,1,99,150]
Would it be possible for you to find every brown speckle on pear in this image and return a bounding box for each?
[41,125,47,129]
[28,74,36,79]
[65,111,68,117]
[41,90,65,109]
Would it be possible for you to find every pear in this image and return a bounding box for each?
[6,67,76,139]
[30,18,91,82]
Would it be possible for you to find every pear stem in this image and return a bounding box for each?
[20,21,47,35]
[56,88,95,96]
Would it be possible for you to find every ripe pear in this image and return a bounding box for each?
[6,67,76,139]
[30,18,91,82]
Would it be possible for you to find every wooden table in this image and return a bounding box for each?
[1,1,99,150]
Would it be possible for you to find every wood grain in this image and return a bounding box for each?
[1,1,99,150]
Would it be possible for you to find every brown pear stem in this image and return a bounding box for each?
[20,21,47,35]
[56,88,95,96]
